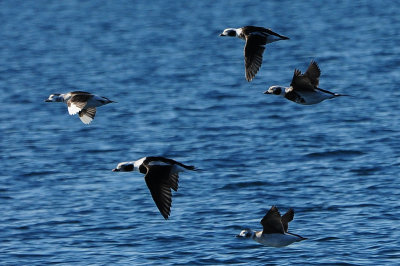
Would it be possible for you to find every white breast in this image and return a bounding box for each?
[134,157,146,168]
[236,28,245,39]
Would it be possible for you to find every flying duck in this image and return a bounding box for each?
[220,26,289,82]
[112,156,196,220]
[45,91,115,124]
[237,206,307,247]
[264,61,348,105]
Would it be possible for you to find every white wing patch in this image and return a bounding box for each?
[68,102,83,115]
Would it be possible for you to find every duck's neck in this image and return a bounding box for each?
[59,93,70,103]
[236,28,244,39]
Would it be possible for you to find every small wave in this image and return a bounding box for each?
[305,149,365,158]
[86,149,120,154]
[77,224,136,233]
[315,236,340,242]
[220,181,271,190]
[21,170,59,177]
[350,166,381,175]
[14,253,53,258]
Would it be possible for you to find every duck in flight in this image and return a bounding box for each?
[45,91,115,124]
[220,26,289,82]
[112,156,196,220]
[237,206,307,247]
[264,61,348,105]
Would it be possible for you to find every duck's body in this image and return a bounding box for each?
[112,156,196,220]
[237,206,306,247]
[265,61,347,105]
[220,26,289,82]
[45,91,115,124]
[253,231,304,248]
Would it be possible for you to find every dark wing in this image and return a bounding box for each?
[66,94,92,115]
[260,206,285,235]
[67,100,86,110]
[70,94,92,103]
[146,156,196,171]
[259,27,288,39]
[242,26,289,40]
[78,107,96,124]
[304,61,321,87]
[144,165,179,219]
[244,34,267,82]
[70,91,92,95]
[281,208,294,232]
[67,94,92,111]
[169,172,179,192]
[290,69,315,92]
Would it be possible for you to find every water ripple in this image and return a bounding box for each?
[1,0,399,265]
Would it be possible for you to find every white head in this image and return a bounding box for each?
[219,28,238,37]
[264,86,286,97]
[236,229,254,238]
[112,162,136,172]
[45,94,64,102]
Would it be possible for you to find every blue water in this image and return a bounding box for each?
[1,0,400,265]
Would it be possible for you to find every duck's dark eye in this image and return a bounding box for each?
[274,88,281,95]
[228,31,236,36]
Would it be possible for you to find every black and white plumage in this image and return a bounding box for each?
[220,26,289,82]
[237,206,307,247]
[264,61,348,105]
[112,156,196,220]
[45,91,115,124]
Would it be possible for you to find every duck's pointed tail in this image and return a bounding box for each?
[184,165,197,171]
[317,87,350,98]
[334,93,351,97]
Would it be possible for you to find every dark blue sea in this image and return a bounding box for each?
[1,0,400,265]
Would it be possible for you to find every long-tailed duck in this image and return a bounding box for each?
[264,61,348,105]
[112,156,196,220]
[237,206,306,247]
[45,91,115,124]
[220,26,289,82]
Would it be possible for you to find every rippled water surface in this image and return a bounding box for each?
[1,0,400,265]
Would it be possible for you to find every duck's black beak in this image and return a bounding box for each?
[44,99,51,102]
[219,33,224,36]
[263,90,271,94]
[112,168,119,172]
